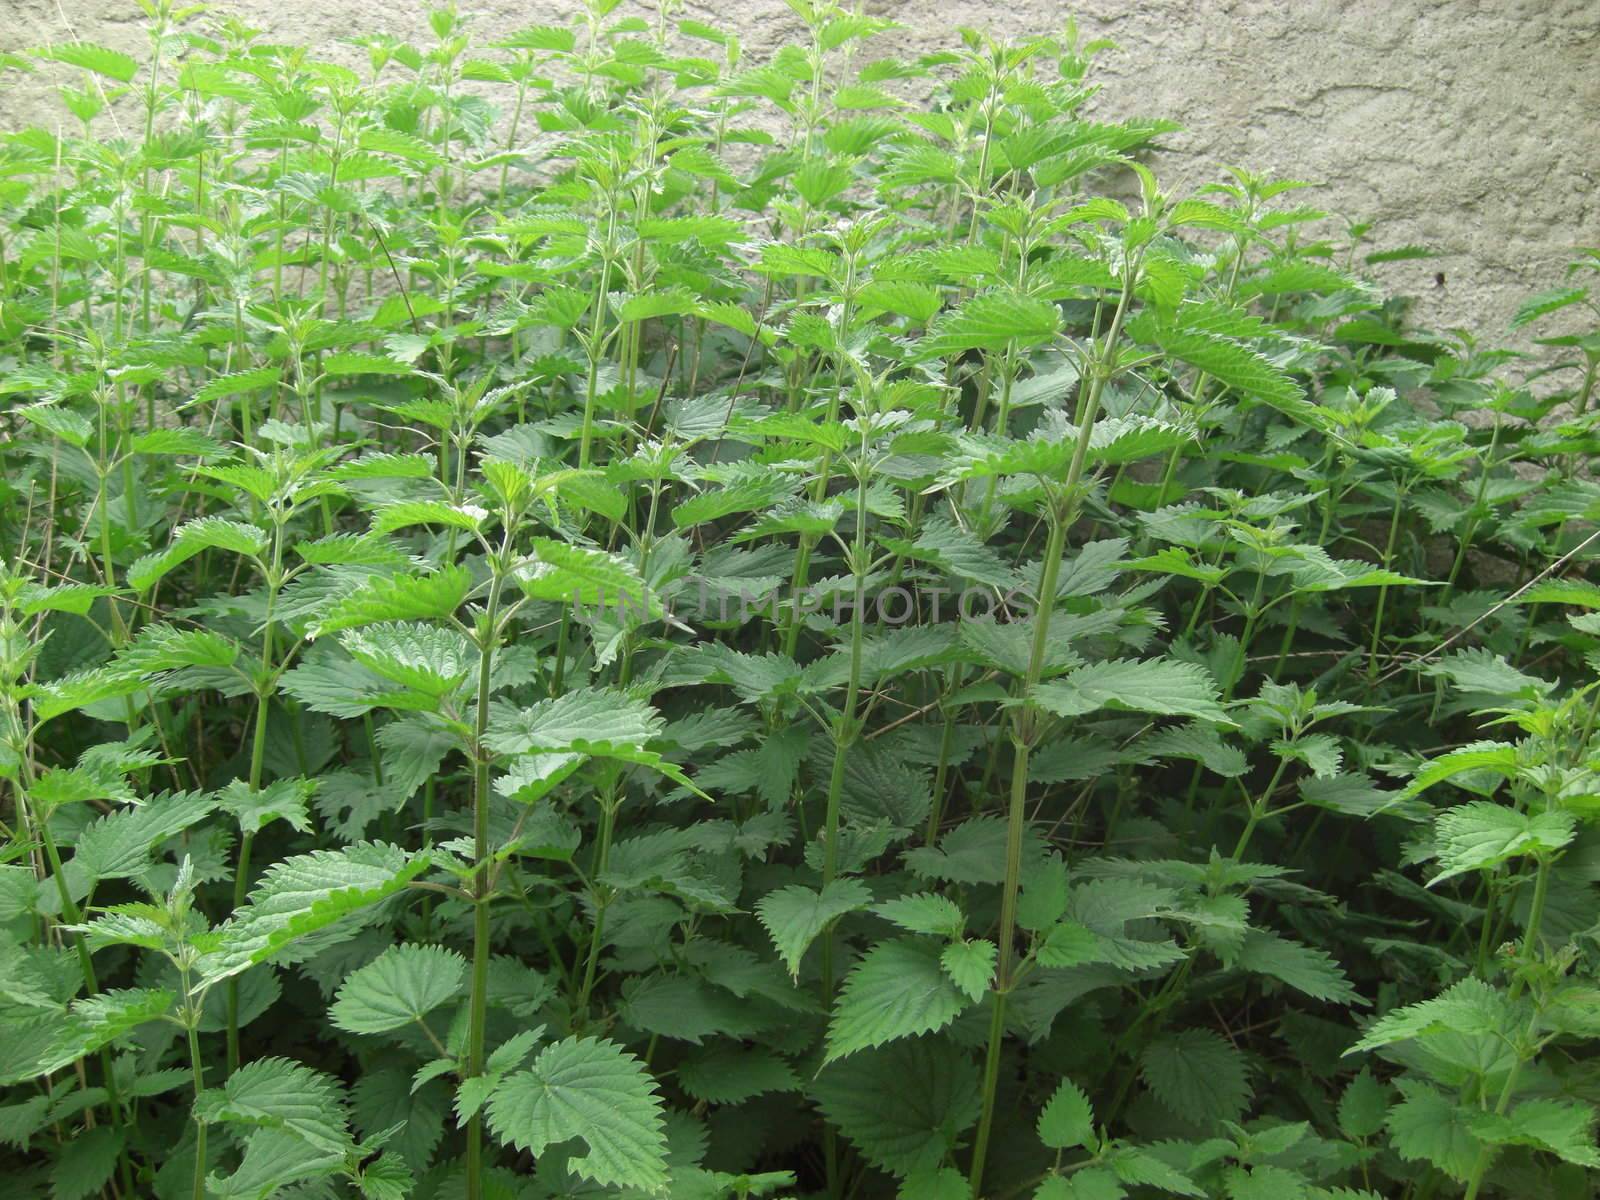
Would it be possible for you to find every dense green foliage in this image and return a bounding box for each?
[3,2,1600,1198]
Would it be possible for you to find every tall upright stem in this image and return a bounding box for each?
[970,257,1135,1198]
[227,522,283,1073]
[819,429,871,999]
[1365,483,1407,683]
[968,511,1068,1197]
[465,565,508,1200]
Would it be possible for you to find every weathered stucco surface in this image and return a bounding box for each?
[3,0,1597,342]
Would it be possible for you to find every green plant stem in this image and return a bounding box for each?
[967,513,1067,1196]
[1461,851,1555,1200]
[227,526,283,1075]
[576,786,618,1015]
[971,259,1134,1197]
[186,1016,208,1200]
[1231,756,1288,861]
[1443,415,1503,599]
[924,689,961,847]
[819,435,872,1001]
[12,736,131,1181]
[1365,483,1407,683]
[465,564,508,1200]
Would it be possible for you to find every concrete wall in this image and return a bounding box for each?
[3,0,1597,342]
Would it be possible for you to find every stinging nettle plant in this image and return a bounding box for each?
[2,1,1600,1199]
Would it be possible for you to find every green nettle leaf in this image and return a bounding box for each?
[201,843,431,983]
[217,777,316,836]
[485,688,663,758]
[340,622,476,697]
[1428,801,1575,885]
[1348,977,1513,1053]
[330,943,467,1034]
[1139,1028,1252,1124]
[676,1046,799,1105]
[1232,929,1363,1005]
[756,878,874,977]
[485,1036,670,1193]
[1038,1078,1096,1151]
[939,939,996,1002]
[306,565,476,638]
[127,517,270,592]
[1399,740,1519,799]
[919,291,1062,356]
[827,937,972,1061]
[208,1126,345,1198]
[371,499,489,535]
[50,1127,121,1199]
[72,789,217,883]
[517,537,650,607]
[1127,309,1311,420]
[1469,1098,1600,1168]
[876,892,965,938]
[1385,1080,1482,1181]
[118,623,239,674]
[194,1057,352,1153]
[1338,1069,1391,1140]
[812,1038,981,1178]
[28,989,177,1077]
[33,42,140,81]
[1034,658,1231,724]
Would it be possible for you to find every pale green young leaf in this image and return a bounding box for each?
[1429,801,1575,886]
[340,622,476,697]
[875,892,964,938]
[1400,740,1519,800]
[1349,978,1514,1054]
[32,43,139,81]
[217,777,315,836]
[484,688,663,758]
[1038,1077,1095,1150]
[940,939,996,1002]
[306,565,475,638]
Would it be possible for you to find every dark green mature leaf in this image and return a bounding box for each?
[812,1038,981,1178]
[485,1036,670,1193]
[756,879,874,977]
[827,938,972,1061]
[1139,1029,1252,1124]
[1035,658,1230,723]
[201,843,431,983]
[330,943,466,1034]
[194,1057,352,1153]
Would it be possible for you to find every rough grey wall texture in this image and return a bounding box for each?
[4,0,1597,342]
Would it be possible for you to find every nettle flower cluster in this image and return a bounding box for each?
[2,2,1600,1200]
